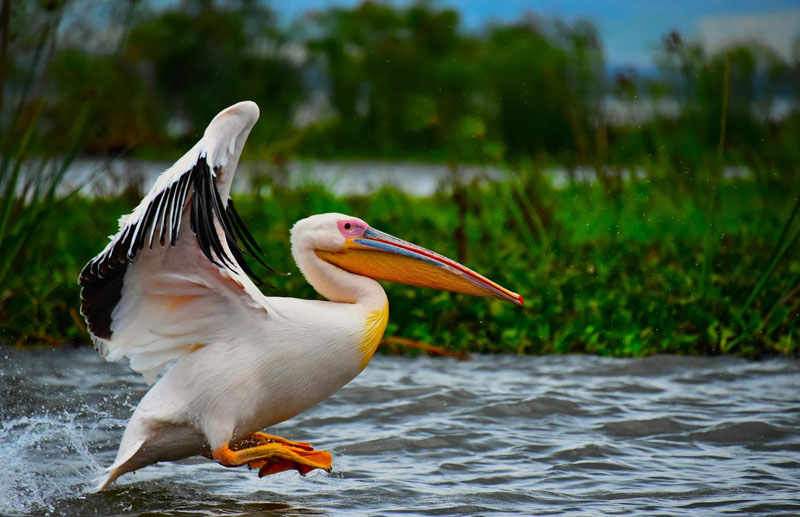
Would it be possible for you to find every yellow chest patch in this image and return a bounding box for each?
[359,302,389,370]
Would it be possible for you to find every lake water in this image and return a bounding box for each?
[59,159,507,198]
[36,157,755,200]
[1,348,798,516]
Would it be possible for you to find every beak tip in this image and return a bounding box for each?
[516,295,524,306]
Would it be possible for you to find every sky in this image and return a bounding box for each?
[269,0,800,69]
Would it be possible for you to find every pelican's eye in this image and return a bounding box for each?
[338,219,368,238]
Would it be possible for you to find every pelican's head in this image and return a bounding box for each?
[291,213,523,305]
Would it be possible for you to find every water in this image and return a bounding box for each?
[57,159,506,198]
[1,348,799,516]
[39,157,755,200]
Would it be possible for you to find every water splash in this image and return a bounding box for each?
[0,411,105,515]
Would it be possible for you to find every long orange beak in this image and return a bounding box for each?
[316,227,523,305]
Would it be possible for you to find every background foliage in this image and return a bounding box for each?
[1,0,798,356]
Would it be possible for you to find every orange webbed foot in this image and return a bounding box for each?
[214,432,332,478]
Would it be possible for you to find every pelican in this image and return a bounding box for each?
[80,101,522,491]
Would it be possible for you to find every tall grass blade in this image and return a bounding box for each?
[701,56,730,302]
[699,189,719,301]
[0,103,44,248]
[740,224,800,319]
[763,193,800,272]
[509,177,551,254]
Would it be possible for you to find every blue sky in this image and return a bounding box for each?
[269,0,800,68]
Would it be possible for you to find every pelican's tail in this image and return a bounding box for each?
[93,438,146,492]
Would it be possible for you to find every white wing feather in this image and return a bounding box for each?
[80,101,271,384]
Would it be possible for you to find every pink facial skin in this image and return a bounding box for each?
[338,218,369,238]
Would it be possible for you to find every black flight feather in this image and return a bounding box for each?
[80,154,274,342]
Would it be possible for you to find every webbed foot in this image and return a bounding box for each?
[214,432,332,477]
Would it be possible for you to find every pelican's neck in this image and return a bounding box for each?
[289,224,389,371]
[291,246,387,309]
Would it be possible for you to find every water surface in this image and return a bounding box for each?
[1,348,798,515]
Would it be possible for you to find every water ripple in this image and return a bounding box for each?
[1,348,799,515]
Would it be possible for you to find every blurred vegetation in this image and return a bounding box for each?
[3,178,798,357]
[1,0,799,356]
[6,0,799,168]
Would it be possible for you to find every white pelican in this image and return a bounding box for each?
[80,101,522,491]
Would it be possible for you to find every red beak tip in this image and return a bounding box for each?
[516,295,524,306]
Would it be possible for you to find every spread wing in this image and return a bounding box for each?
[79,101,274,384]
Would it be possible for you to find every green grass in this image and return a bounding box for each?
[1,171,797,357]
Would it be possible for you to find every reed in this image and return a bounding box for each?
[0,5,119,345]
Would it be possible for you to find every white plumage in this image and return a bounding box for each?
[80,101,521,491]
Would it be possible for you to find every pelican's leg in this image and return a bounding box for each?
[213,438,332,478]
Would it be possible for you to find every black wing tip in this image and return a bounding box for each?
[79,258,126,340]
[78,153,280,341]
[78,165,192,341]
[190,158,278,287]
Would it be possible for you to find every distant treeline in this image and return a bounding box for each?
[4,0,799,173]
